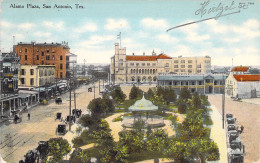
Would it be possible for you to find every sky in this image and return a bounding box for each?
[0,0,260,66]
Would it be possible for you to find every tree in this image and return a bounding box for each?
[119,130,145,152]
[185,139,219,162]
[163,87,177,104]
[129,85,143,100]
[146,129,168,152]
[179,87,191,101]
[156,86,164,97]
[146,88,155,100]
[70,148,90,163]
[165,140,187,163]
[178,102,187,114]
[102,96,115,113]
[78,114,95,128]
[111,86,126,104]
[88,98,106,117]
[48,137,71,163]
[191,92,201,110]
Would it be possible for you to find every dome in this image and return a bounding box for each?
[128,95,158,111]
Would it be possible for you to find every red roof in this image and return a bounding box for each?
[126,54,171,61]
[233,75,260,82]
[231,66,249,72]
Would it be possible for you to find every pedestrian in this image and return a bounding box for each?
[240,125,244,134]
[28,112,30,120]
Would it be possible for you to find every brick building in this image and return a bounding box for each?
[14,42,70,79]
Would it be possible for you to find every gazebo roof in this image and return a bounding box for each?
[128,95,158,111]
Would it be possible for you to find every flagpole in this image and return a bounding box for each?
[120,32,121,48]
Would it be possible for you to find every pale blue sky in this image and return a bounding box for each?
[1,0,260,66]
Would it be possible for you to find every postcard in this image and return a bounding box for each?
[0,0,259,163]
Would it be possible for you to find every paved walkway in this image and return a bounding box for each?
[209,105,228,163]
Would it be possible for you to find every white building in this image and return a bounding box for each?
[225,74,260,98]
[66,52,77,78]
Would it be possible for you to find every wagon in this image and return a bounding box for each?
[57,124,67,135]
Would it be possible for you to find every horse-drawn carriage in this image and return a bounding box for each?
[55,112,62,121]
[72,109,82,118]
[55,97,62,104]
[56,124,67,135]
[66,115,76,123]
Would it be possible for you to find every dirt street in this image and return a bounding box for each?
[208,94,260,163]
[0,83,101,163]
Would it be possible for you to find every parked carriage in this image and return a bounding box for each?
[56,124,67,135]
[55,112,62,120]
[72,109,82,118]
[55,97,62,104]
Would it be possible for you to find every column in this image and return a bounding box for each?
[213,79,215,94]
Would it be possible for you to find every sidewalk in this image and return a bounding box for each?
[209,105,228,163]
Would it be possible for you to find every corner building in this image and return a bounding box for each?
[14,42,70,79]
[110,43,211,84]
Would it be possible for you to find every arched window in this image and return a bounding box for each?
[131,76,135,81]
[153,76,157,81]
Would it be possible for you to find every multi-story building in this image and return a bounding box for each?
[1,52,20,116]
[66,52,77,78]
[14,41,70,79]
[110,43,211,84]
[158,73,227,94]
[18,65,55,87]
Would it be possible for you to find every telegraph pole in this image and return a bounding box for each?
[69,77,72,131]
[222,74,225,129]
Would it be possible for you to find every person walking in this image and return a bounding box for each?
[28,112,30,120]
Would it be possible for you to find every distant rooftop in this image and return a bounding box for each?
[16,41,70,48]
[231,66,249,72]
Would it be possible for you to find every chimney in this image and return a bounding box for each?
[143,52,145,56]
[132,53,135,55]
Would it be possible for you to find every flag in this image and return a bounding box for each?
[117,32,121,39]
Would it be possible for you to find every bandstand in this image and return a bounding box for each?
[122,95,165,128]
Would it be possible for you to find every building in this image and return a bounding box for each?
[231,66,250,74]
[1,52,20,117]
[14,41,70,79]
[110,43,211,84]
[158,73,227,94]
[225,74,260,98]
[66,52,77,78]
[18,65,56,87]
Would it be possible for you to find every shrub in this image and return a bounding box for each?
[178,103,187,114]
[112,116,123,122]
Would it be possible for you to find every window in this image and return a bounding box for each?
[19,49,22,53]
[136,63,139,66]
[197,70,201,73]
[46,55,50,60]
[152,63,156,66]
[174,69,178,72]
[60,72,63,78]
[199,81,203,85]
[142,63,145,66]
[25,48,27,52]
[52,55,55,60]
[25,55,27,60]
[147,63,150,66]
[30,78,34,86]
[46,49,49,53]
[181,60,185,63]
[188,69,192,73]
[174,65,178,68]
[36,49,39,52]
[42,52,44,56]
[188,65,192,68]
[181,65,185,68]
[197,65,201,68]
[21,69,25,75]
[174,60,178,63]
[165,63,169,67]
[60,56,63,60]
[205,60,211,63]
[52,50,55,53]
[130,63,134,66]
[30,69,34,75]
[181,69,185,72]
[60,64,63,69]
[20,78,25,84]
[37,55,39,60]
[214,81,218,85]
[188,60,192,63]
[41,60,44,65]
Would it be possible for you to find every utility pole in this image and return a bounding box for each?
[69,77,72,131]
[93,84,96,99]
[99,79,100,93]
[83,59,86,78]
[222,74,225,129]
[73,65,77,110]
